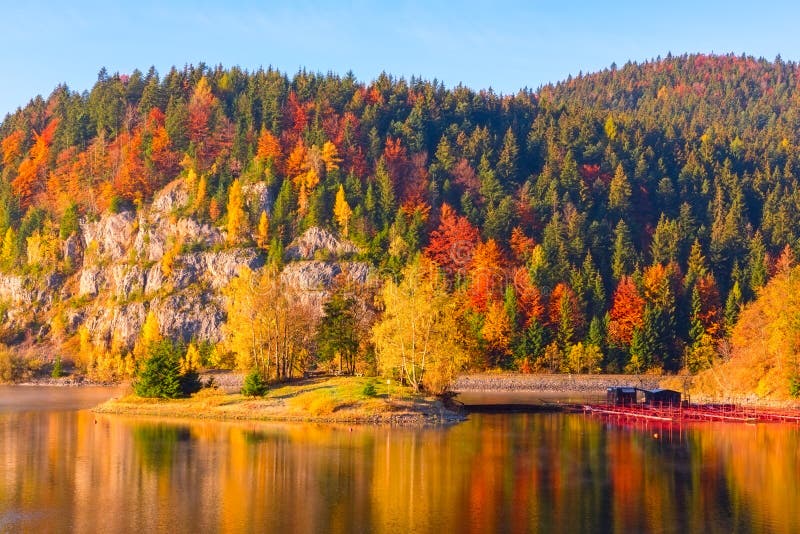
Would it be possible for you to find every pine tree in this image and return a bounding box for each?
[241,369,268,396]
[684,239,708,289]
[612,220,636,281]
[513,319,547,365]
[747,231,768,294]
[134,340,183,399]
[608,164,632,213]
[496,128,518,181]
[317,290,360,375]
[689,286,705,345]
[650,215,679,265]
[724,280,742,334]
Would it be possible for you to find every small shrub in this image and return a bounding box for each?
[51,355,63,378]
[362,381,377,397]
[0,347,23,383]
[288,391,338,415]
[308,394,337,416]
[241,370,268,397]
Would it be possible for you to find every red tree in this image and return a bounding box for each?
[424,203,480,277]
[608,276,645,346]
[467,239,506,312]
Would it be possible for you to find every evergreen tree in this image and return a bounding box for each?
[134,340,183,399]
[317,290,360,375]
[241,369,268,397]
[612,220,636,281]
[608,164,632,213]
[724,280,743,334]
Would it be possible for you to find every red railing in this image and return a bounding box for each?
[581,401,800,424]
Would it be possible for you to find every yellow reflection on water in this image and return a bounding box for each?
[0,407,798,533]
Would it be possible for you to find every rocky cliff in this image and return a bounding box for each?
[0,178,371,355]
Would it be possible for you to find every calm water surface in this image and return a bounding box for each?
[0,386,798,533]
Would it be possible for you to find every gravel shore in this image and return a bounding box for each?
[452,373,667,394]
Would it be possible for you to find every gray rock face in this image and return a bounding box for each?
[109,264,146,299]
[243,182,270,215]
[2,189,373,353]
[154,292,226,343]
[281,261,371,291]
[284,227,359,261]
[81,211,136,261]
[63,235,83,267]
[151,179,189,214]
[79,267,105,297]
[83,302,147,347]
[0,273,63,306]
[281,260,373,310]
[0,274,35,304]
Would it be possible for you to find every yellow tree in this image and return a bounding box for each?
[181,343,202,374]
[565,342,603,373]
[256,210,270,249]
[0,228,15,264]
[333,184,352,237]
[372,256,469,393]
[194,174,207,215]
[321,141,342,172]
[223,266,315,380]
[481,299,512,366]
[133,310,162,362]
[26,230,55,267]
[226,179,247,244]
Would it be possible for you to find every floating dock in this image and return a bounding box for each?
[581,402,800,424]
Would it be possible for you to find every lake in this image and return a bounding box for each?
[0,386,798,533]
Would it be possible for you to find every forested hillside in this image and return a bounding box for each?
[687,264,800,401]
[1,53,799,382]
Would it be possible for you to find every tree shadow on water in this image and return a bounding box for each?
[132,424,191,473]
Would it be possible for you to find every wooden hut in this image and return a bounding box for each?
[643,388,681,406]
[606,387,637,406]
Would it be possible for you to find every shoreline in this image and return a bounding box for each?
[452,373,667,394]
[11,372,798,412]
[92,376,466,427]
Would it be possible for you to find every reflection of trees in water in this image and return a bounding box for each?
[132,424,190,472]
[2,409,800,533]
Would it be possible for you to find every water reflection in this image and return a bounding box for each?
[0,397,798,533]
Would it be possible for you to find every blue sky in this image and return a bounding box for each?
[1,1,799,117]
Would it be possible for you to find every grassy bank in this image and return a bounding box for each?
[93,376,464,426]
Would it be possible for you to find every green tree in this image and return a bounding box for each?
[612,220,636,281]
[316,290,360,375]
[59,203,80,240]
[134,340,183,399]
[241,369,268,397]
[608,164,631,213]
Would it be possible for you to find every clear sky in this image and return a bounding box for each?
[2,0,799,117]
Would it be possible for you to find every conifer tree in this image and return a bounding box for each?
[608,164,632,213]
[612,220,636,281]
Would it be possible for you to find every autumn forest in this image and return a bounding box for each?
[2,53,800,390]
